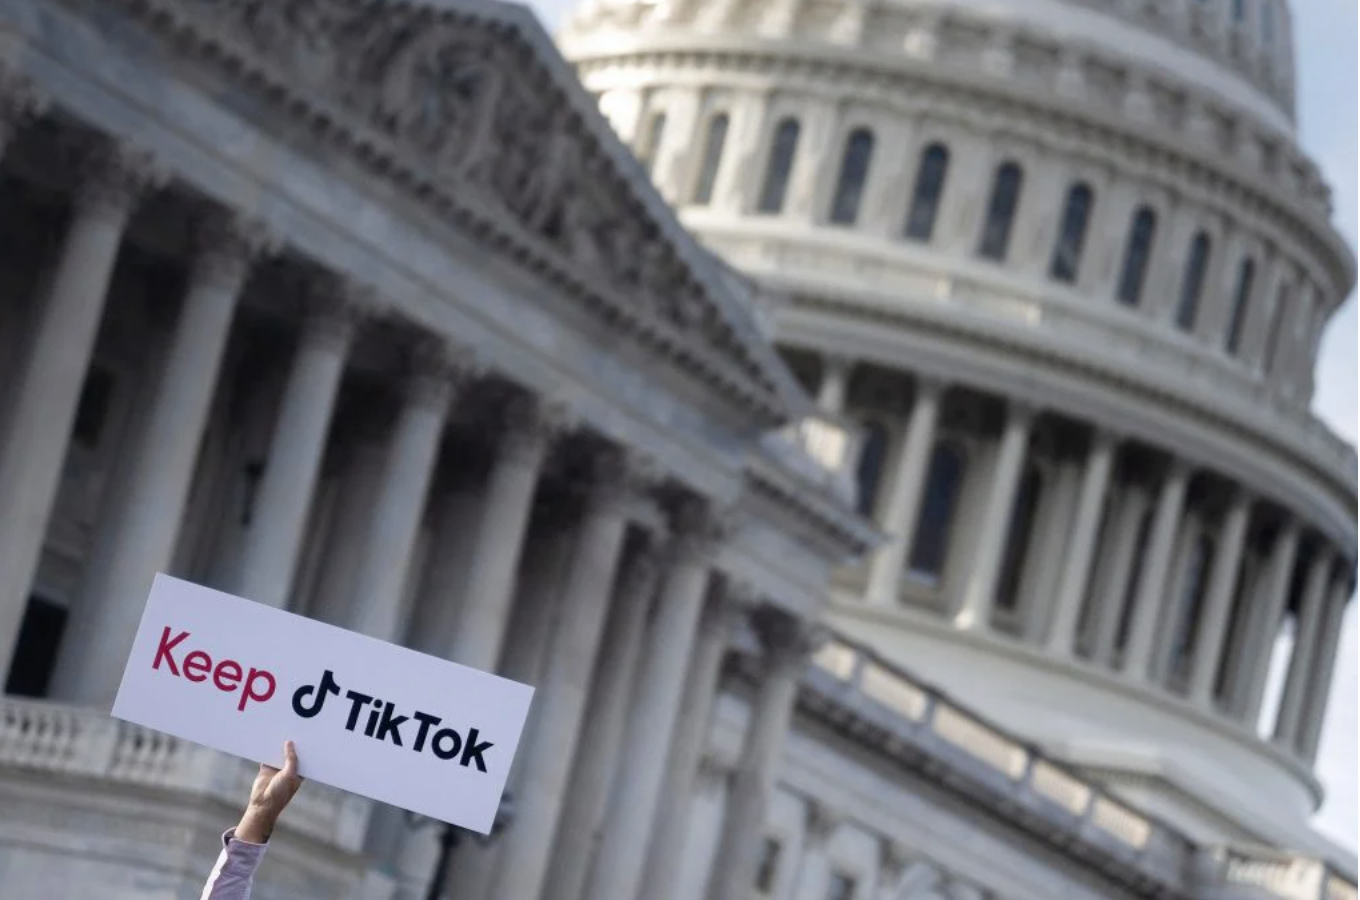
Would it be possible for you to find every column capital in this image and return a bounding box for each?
[618,536,665,600]
[297,271,378,350]
[499,393,577,465]
[801,797,844,847]
[879,839,915,882]
[666,495,734,564]
[703,579,757,639]
[821,352,855,377]
[75,140,168,221]
[752,607,825,674]
[403,335,484,413]
[0,67,49,149]
[191,210,281,289]
[912,372,948,402]
[1089,426,1121,454]
[1005,397,1041,428]
[582,445,662,513]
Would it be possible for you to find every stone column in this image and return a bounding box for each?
[1274,548,1333,746]
[347,346,471,642]
[1300,579,1350,762]
[790,801,843,900]
[0,143,162,684]
[51,213,271,705]
[1122,461,1190,679]
[865,378,943,605]
[816,355,852,417]
[1088,487,1149,665]
[706,610,819,900]
[446,396,572,672]
[585,499,727,900]
[642,586,749,900]
[1189,490,1252,705]
[1046,431,1116,653]
[543,539,662,900]
[1234,519,1301,724]
[491,450,650,900]
[236,281,365,608]
[954,403,1034,630]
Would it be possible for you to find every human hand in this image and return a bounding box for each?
[235,740,304,844]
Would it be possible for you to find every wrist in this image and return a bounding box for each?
[234,807,278,845]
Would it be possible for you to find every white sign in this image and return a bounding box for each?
[112,574,534,834]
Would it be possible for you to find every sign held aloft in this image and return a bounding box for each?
[113,574,534,834]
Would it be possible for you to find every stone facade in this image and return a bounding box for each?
[558,0,1359,889]
[0,2,1353,900]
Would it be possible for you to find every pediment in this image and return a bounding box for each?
[121,0,804,423]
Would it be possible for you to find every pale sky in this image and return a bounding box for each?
[522,0,1360,852]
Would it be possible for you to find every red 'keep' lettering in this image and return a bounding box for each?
[150,626,276,712]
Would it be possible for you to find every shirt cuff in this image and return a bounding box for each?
[200,828,268,899]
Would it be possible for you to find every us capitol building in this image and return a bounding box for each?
[0,0,1353,899]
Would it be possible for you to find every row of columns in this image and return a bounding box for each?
[814,357,1352,759]
[0,110,830,900]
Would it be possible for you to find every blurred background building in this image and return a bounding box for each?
[0,0,1354,899]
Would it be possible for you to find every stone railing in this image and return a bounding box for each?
[1201,846,1359,900]
[801,636,1359,900]
[0,696,370,851]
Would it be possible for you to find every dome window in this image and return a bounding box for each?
[1226,258,1256,355]
[1263,285,1289,374]
[855,419,890,518]
[691,113,730,206]
[1117,207,1158,307]
[908,441,968,583]
[1176,231,1213,331]
[1049,182,1095,284]
[829,128,876,226]
[904,143,950,242]
[977,162,1024,262]
[1261,0,1275,45]
[1233,0,1248,24]
[757,117,801,214]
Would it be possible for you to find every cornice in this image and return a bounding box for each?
[565,39,1353,303]
[79,0,796,427]
[567,0,1297,119]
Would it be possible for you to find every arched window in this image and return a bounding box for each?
[829,128,875,225]
[757,118,801,214]
[995,466,1043,613]
[1232,0,1248,24]
[1117,207,1158,307]
[903,143,950,242]
[1049,183,1095,284]
[1261,0,1275,45]
[639,112,667,175]
[977,162,1024,262]
[1225,258,1256,355]
[908,442,967,581]
[855,420,889,518]
[1176,231,1212,330]
[691,113,730,206]
[1263,285,1288,374]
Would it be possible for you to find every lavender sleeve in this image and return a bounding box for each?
[199,829,268,900]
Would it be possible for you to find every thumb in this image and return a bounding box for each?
[280,740,300,781]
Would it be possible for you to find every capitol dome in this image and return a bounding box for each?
[558,0,1357,861]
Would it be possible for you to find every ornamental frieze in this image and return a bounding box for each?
[147,0,750,394]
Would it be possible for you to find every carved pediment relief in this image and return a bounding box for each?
[156,0,778,411]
